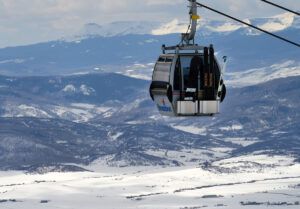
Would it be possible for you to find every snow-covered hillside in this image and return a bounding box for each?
[0,155,299,209]
[0,73,299,171]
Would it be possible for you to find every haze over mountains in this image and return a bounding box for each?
[0,13,299,80]
[0,12,299,172]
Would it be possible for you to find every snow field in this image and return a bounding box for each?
[0,155,300,209]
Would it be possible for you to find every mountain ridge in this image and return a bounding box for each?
[0,73,299,171]
[0,28,299,86]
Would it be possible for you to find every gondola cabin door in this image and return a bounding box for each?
[173,52,221,116]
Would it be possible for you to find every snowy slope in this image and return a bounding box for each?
[0,73,300,171]
[0,155,299,209]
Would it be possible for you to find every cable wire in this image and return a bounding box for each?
[261,0,300,16]
[194,1,300,47]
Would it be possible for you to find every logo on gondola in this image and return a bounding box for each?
[157,97,171,112]
[157,105,172,112]
[161,98,165,106]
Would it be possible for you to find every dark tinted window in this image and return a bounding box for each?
[158,57,165,62]
[180,56,193,90]
[174,59,181,90]
[214,60,221,89]
[158,56,173,62]
[165,57,173,62]
[179,55,220,91]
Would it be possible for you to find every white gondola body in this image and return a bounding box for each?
[150,47,226,117]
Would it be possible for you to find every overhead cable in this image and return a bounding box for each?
[194,1,300,47]
[261,0,300,16]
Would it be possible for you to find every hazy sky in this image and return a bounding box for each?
[0,0,299,48]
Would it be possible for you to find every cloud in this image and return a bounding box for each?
[0,0,299,47]
[146,0,184,6]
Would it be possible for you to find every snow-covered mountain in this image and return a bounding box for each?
[0,11,299,170]
[80,21,161,37]
[0,71,300,208]
[0,72,299,171]
[0,11,300,209]
[78,12,298,37]
[0,12,298,87]
[1,158,299,209]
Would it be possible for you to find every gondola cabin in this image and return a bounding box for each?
[149,0,227,117]
[150,45,227,117]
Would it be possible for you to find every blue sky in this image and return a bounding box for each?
[0,0,299,48]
